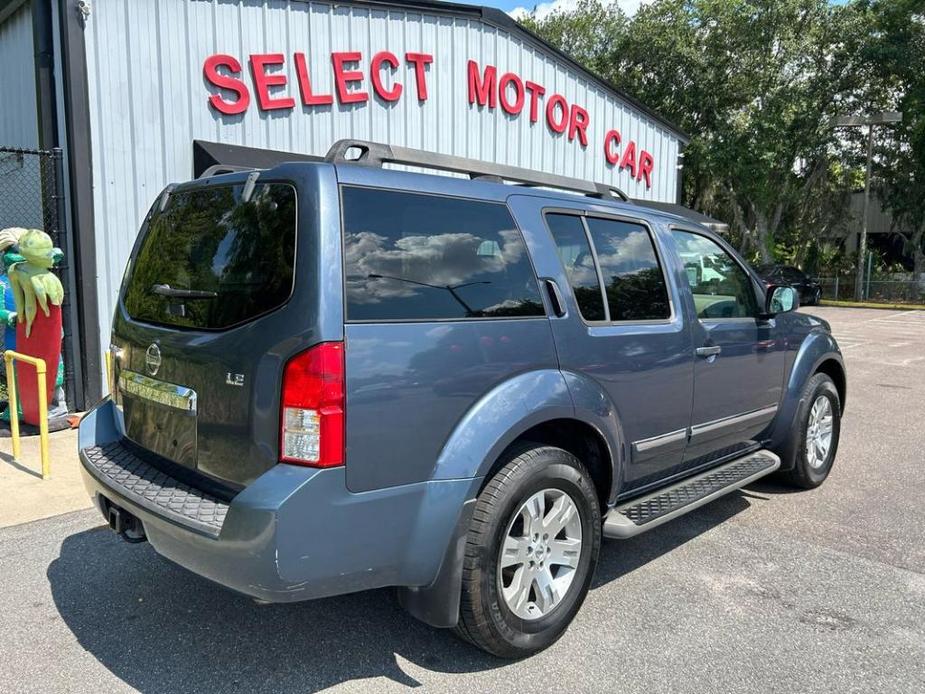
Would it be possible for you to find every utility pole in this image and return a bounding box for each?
[833,111,902,301]
[857,124,875,301]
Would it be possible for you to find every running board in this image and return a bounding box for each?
[603,450,780,539]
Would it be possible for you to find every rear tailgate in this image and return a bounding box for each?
[108,167,340,489]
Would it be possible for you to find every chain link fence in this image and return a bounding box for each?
[0,147,61,242]
[819,276,925,304]
[0,145,77,411]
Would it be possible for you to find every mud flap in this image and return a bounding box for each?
[397,498,476,628]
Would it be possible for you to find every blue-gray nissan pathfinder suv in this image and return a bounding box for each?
[79,141,846,658]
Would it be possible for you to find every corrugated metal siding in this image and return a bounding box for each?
[0,3,38,148]
[0,4,43,231]
[84,0,682,351]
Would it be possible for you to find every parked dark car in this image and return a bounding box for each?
[79,141,846,659]
[757,265,822,306]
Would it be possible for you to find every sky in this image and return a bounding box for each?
[481,0,849,21]
[478,0,654,21]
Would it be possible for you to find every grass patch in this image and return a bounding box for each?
[820,299,925,311]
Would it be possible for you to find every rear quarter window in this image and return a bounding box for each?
[584,217,671,322]
[123,182,297,330]
[547,212,671,323]
[546,213,606,322]
[342,187,544,321]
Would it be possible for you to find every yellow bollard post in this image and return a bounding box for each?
[4,352,20,462]
[3,351,49,479]
[36,368,49,480]
[105,349,112,391]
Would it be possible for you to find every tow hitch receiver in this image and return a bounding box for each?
[104,499,147,544]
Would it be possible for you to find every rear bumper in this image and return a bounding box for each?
[78,399,475,603]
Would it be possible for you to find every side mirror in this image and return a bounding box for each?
[764,284,799,316]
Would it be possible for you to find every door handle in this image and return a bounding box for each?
[695,345,722,358]
[543,279,566,318]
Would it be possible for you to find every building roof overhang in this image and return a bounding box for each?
[633,199,730,234]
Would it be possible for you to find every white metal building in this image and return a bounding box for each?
[0,0,688,406]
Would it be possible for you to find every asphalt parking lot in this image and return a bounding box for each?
[1,306,923,693]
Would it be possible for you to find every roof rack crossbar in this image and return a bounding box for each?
[198,164,255,179]
[325,139,629,202]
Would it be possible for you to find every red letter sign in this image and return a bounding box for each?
[638,150,654,188]
[332,52,368,104]
[499,72,525,115]
[604,129,622,165]
[568,104,589,146]
[371,51,403,102]
[294,52,333,106]
[204,54,251,115]
[619,140,638,179]
[249,54,295,111]
[546,94,568,134]
[467,60,497,108]
[405,52,433,101]
[524,81,545,123]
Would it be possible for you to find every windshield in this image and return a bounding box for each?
[122,182,296,330]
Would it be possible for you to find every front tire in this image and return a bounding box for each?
[454,444,601,658]
[780,373,841,489]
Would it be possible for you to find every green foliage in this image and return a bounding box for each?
[521,0,914,266]
[519,0,629,74]
[863,0,925,276]
[802,240,853,276]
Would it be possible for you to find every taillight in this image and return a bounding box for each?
[280,342,344,467]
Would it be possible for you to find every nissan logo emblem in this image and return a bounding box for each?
[145,343,162,376]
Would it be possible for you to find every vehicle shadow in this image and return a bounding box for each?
[743,478,807,496]
[47,526,491,692]
[47,491,755,693]
[594,491,752,586]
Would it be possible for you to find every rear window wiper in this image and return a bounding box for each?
[150,284,218,300]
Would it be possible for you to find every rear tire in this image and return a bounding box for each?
[779,373,841,489]
[454,444,601,658]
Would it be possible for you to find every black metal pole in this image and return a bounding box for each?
[855,124,875,301]
[52,146,83,412]
[58,0,102,406]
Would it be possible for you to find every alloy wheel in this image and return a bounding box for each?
[805,395,834,469]
[497,488,583,620]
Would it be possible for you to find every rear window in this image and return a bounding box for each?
[123,183,296,330]
[342,187,544,321]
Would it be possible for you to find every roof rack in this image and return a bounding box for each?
[198,164,256,178]
[325,139,629,202]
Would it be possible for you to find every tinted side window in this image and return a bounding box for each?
[585,217,671,321]
[671,230,758,319]
[342,188,544,321]
[546,213,606,321]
